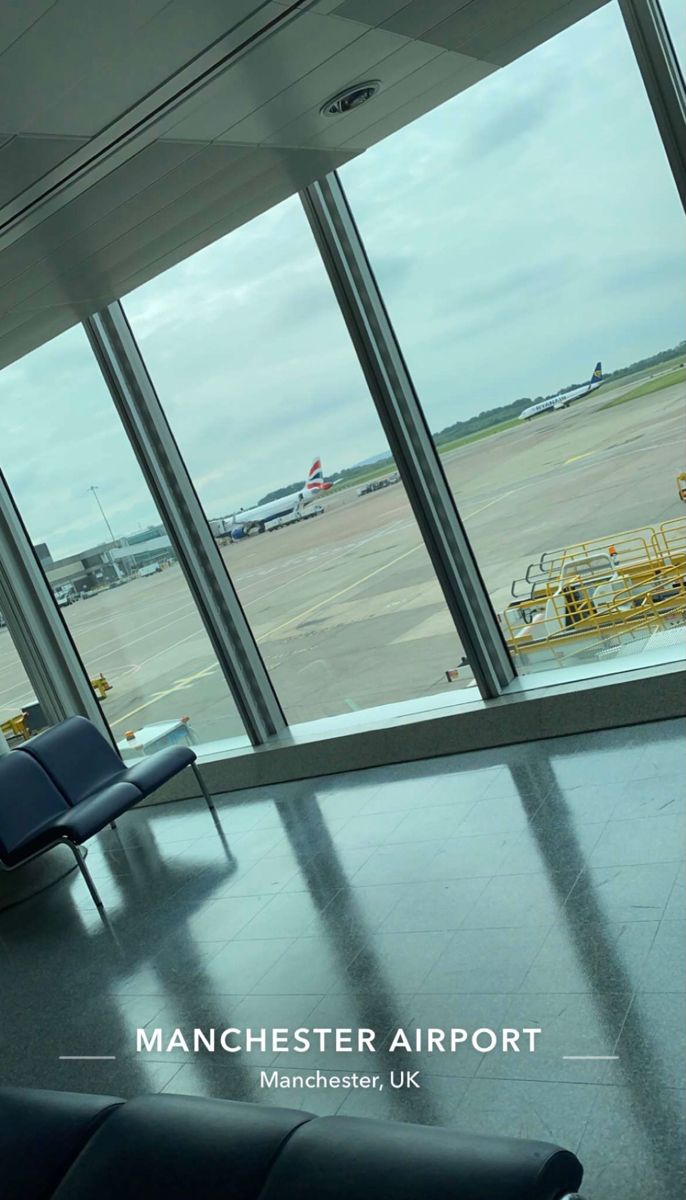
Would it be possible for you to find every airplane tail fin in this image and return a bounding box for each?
[305,457,332,492]
[591,361,603,383]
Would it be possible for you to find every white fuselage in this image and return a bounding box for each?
[519,380,603,421]
[228,488,321,535]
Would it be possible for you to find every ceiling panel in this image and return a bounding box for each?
[0,0,171,130]
[160,11,374,142]
[0,142,210,291]
[223,33,444,146]
[331,0,472,38]
[0,134,88,207]
[273,46,491,150]
[341,0,609,66]
[0,2,65,56]
[20,1,287,137]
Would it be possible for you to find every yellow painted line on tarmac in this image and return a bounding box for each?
[241,517,411,607]
[258,543,424,642]
[257,486,529,642]
[110,661,219,727]
[564,451,595,464]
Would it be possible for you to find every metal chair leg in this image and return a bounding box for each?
[190,761,216,814]
[189,762,234,862]
[70,844,104,911]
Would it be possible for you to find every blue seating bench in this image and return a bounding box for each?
[0,716,217,910]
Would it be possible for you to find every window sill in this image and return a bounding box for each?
[145,656,685,803]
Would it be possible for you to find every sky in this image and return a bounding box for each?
[1,0,684,559]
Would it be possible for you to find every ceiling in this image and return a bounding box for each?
[0,0,608,369]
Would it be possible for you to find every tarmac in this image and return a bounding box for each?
[1,373,684,743]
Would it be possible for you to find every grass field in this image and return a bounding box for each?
[601,366,686,410]
[333,416,523,494]
[435,417,521,454]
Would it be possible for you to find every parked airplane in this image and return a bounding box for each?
[222,458,333,540]
[519,361,603,421]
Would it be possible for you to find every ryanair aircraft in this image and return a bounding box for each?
[519,361,604,421]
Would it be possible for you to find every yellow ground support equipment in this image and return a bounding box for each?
[0,713,30,742]
[90,674,112,701]
[502,518,686,667]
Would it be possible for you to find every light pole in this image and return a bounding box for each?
[88,485,116,545]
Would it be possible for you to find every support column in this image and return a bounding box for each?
[84,303,286,745]
[301,173,514,698]
[619,0,686,210]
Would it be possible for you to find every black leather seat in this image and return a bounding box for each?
[1,716,219,910]
[0,1087,584,1199]
[17,715,201,804]
[0,752,76,866]
[0,752,144,905]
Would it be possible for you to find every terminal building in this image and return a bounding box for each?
[0,3,684,1198]
[38,532,176,595]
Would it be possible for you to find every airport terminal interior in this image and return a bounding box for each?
[0,1,685,1198]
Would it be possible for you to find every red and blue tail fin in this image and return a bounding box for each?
[305,457,332,492]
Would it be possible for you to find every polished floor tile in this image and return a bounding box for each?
[1,717,684,1200]
[576,1085,685,1199]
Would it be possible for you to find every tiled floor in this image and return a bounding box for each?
[1,719,684,1198]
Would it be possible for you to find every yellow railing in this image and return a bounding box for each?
[1,713,30,742]
[504,517,686,657]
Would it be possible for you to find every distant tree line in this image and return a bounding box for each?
[256,339,685,505]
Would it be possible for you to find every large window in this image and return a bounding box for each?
[341,0,686,677]
[0,326,248,752]
[124,196,467,723]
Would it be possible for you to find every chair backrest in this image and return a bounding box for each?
[18,716,123,806]
[0,754,68,859]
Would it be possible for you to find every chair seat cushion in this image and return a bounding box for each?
[52,782,143,843]
[120,746,196,797]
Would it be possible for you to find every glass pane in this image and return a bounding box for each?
[124,196,468,723]
[341,0,686,678]
[0,326,248,754]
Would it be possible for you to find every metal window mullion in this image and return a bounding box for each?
[619,0,686,209]
[301,173,514,698]
[0,471,111,735]
[83,302,286,745]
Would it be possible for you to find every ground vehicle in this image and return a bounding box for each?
[265,504,324,531]
[54,585,77,607]
[357,473,400,496]
[138,562,162,577]
[501,518,686,668]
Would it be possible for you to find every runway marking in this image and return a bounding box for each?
[65,605,200,668]
[110,660,220,727]
[564,451,595,464]
[464,489,522,519]
[258,543,424,642]
[238,520,411,608]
